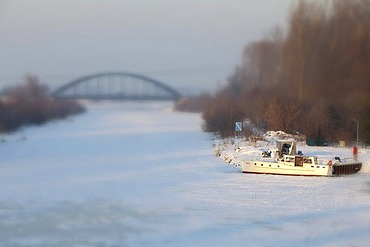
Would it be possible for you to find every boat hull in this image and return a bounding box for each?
[242,160,333,176]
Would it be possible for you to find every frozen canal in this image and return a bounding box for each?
[1,101,370,247]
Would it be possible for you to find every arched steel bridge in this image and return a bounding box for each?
[52,72,181,101]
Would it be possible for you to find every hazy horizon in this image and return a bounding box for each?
[0,0,293,95]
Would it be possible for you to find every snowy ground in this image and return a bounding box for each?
[1,101,370,247]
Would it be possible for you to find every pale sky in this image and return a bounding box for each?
[0,0,293,94]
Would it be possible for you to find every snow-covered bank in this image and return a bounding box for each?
[215,134,370,173]
[1,102,370,246]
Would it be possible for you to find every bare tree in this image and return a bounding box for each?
[202,0,370,143]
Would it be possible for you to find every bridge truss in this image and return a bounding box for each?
[52,72,181,101]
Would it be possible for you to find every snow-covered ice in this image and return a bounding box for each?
[1,101,370,247]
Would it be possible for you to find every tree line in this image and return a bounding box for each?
[201,0,370,144]
[0,76,85,133]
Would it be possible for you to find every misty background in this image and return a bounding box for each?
[0,0,292,95]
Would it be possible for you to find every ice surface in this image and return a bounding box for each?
[1,101,370,247]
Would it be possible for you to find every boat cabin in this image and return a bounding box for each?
[283,155,319,167]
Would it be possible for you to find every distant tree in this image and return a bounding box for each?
[174,93,212,113]
[201,0,370,143]
[202,95,245,138]
[360,85,370,144]
[264,97,301,133]
[0,76,85,133]
[242,26,284,91]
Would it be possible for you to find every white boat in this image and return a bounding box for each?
[242,154,333,176]
[241,141,361,176]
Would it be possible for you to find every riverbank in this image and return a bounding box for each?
[1,102,370,246]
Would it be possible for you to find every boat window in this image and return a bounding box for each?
[285,157,294,163]
[295,156,303,167]
[303,157,312,164]
[314,157,319,165]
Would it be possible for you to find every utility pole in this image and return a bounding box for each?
[354,119,359,148]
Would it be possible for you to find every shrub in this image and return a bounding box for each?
[0,76,85,133]
[202,95,245,138]
[174,93,212,113]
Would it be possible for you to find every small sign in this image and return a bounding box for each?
[235,122,242,132]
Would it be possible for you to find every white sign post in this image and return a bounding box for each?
[235,122,242,149]
[235,122,242,132]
